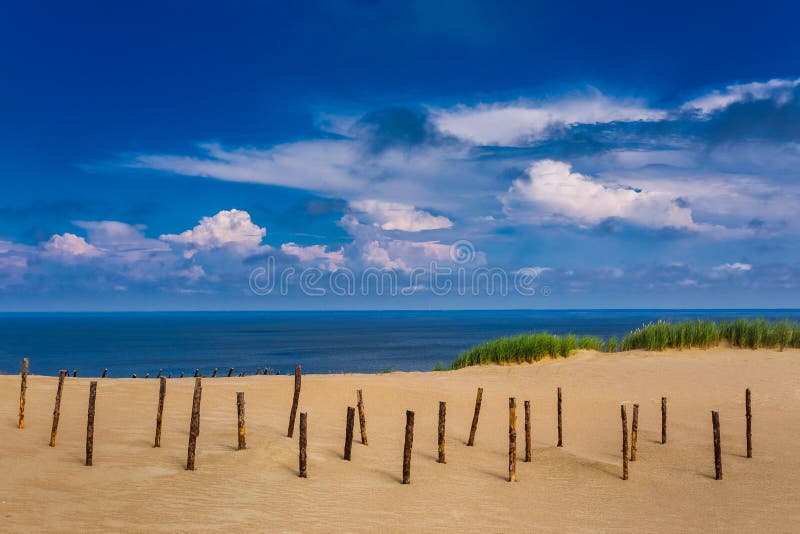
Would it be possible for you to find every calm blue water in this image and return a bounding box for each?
[1,310,799,376]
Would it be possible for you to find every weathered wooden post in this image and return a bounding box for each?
[211,368,218,378]
[524,400,532,462]
[101,369,108,378]
[467,387,483,446]
[357,389,368,445]
[557,387,563,447]
[50,370,67,446]
[630,403,639,461]
[85,381,97,466]
[193,369,199,378]
[287,364,302,437]
[344,406,355,460]
[745,388,752,458]
[154,377,166,447]
[437,401,446,464]
[298,412,308,478]
[508,397,517,482]
[621,404,629,480]
[186,378,202,470]
[18,357,28,429]
[661,397,667,444]
[236,392,246,450]
[227,367,234,377]
[72,370,77,377]
[156,369,162,378]
[712,411,722,480]
[402,410,414,484]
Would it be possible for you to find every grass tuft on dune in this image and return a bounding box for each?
[451,319,800,369]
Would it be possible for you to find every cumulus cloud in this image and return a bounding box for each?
[711,262,753,276]
[160,209,267,256]
[43,233,103,259]
[430,94,666,146]
[280,242,345,270]
[682,78,800,115]
[503,160,703,230]
[349,200,453,231]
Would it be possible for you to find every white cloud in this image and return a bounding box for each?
[712,262,753,275]
[160,209,267,256]
[349,199,453,232]
[682,78,800,115]
[431,95,666,146]
[503,160,701,230]
[360,239,454,271]
[43,233,103,259]
[281,242,345,270]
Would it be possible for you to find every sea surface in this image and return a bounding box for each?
[1,310,799,376]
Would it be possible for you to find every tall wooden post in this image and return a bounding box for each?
[186,378,202,470]
[211,368,218,378]
[85,381,97,466]
[72,370,77,377]
[508,397,517,482]
[621,404,629,480]
[524,400,532,462]
[237,392,246,450]
[18,357,29,429]
[154,377,166,447]
[557,387,563,447]
[437,401,446,464]
[227,367,234,377]
[630,403,639,461]
[661,397,667,444]
[402,410,414,484]
[357,389,368,445]
[287,365,302,437]
[712,411,722,480]
[467,387,483,446]
[298,412,308,478]
[101,369,108,378]
[50,370,67,446]
[344,406,355,460]
[745,388,752,458]
[194,369,199,378]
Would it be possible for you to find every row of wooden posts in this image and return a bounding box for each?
[16,358,752,482]
[42,367,287,380]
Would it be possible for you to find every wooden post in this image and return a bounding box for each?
[467,387,483,446]
[661,397,667,444]
[18,357,28,429]
[357,389,368,445]
[85,381,97,466]
[298,412,308,478]
[745,388,752,458]
[524,400,532,462]
[186,378,202,470]
[402,410,414,484]
[211,368,218,378]
[194,369,199,378]
[180,372,184,378]
[437,401,446,464]
[712,411,722,480]
[132,373,137,379]
[72,370,77,377]
[154,377,166,447]
[508,397,517,482]
[50,370,67,446]
[344,406,355,460]
[621,404,629,480]
[227,367,234,377]
[145,373,150,379]
[236,392,246,450]
[287,364,302,437]
[101,369,108,378]
[156,369,162,378]
[630,403,639,461]
[557,387,563,447]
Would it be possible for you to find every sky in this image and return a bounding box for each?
[2,0,800,310]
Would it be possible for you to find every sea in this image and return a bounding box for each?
[1,309,799,376]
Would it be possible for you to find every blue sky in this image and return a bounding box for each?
[2,0,800,310]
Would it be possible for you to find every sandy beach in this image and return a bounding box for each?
[2,347,799,532]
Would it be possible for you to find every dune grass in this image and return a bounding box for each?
[450,332,602,369]
[450,319,800,369]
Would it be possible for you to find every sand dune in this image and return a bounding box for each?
[2,347,799,532]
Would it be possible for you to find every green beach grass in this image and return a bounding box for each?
[450,319,800,369]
